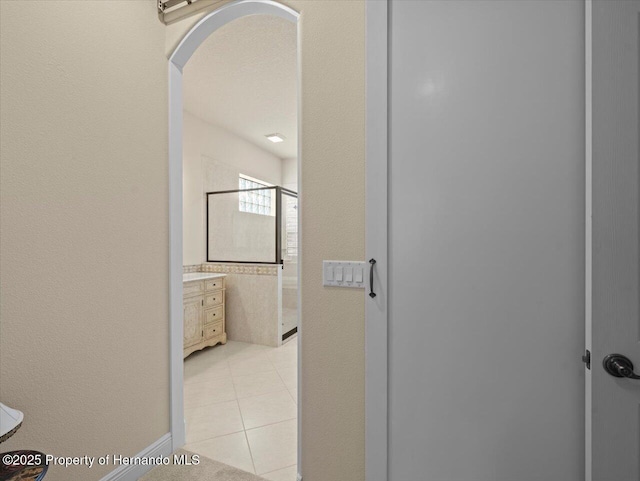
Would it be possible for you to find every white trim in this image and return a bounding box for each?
[294,14,302,479]
[277,266,283,346]
[584,1,592,480]
[99,433,172,481]
[365,1,388,481]
[169,0,298,68]
[168,59,185,450]
[167,0,301,469]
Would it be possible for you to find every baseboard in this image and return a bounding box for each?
[99,433,172,481]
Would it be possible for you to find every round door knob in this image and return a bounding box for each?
[603,354,640,379]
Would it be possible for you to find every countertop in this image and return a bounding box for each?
[183,272,227,283]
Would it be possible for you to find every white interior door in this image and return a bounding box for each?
[385,1,585,479]
[590,1,640,479]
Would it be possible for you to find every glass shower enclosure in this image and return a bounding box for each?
[206,186,298,339]
[280,189,298,339]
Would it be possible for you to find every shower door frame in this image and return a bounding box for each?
[205,185,298,264]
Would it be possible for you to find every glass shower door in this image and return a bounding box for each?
[281,190,298,339]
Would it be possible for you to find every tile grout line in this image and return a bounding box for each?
[238,398,259,475]
[267,343,298,409]
[184,397,236,410]
[286,387,297,404]
[244,415,297,433]
[186,427,246,447]
[184,373,236,410]
[186,414,298,446]
[230,368,278,382]
[183,369,232,386]
[230,357,259,476]
[186,357,238,446]
[186,341,298,476]
[244,350,297,475]
[261,463,298,478]
[186,349,242,465]
[270,354,299,405]
[244,352,296,434]
[271,354,290,390]
[190,386,297,430]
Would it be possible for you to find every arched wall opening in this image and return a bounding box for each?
[168,2,301,476]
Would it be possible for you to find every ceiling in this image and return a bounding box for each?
[183,15,297,159]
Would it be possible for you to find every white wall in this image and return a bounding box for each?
[282,157,298,192]
[183,110,283,265]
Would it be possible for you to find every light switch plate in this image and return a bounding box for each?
[323,260,366,289]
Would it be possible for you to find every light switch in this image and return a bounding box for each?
[326,265,334,281]
[323,261,366,288]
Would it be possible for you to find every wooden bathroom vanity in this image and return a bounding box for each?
[183,272,227,357]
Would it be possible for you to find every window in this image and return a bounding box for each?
[239,176,272,215]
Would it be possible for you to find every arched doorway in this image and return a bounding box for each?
[168,2,300,478]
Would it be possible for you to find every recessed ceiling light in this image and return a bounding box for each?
[265,133,285,143]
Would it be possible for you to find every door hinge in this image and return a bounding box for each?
[582,349,591,370]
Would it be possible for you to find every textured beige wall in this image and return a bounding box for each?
[0,2,170,480]
[170,2,366,480]
[288,5,365,479]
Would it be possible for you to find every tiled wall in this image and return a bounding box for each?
[183,263,279,276]
[184,263,282,347]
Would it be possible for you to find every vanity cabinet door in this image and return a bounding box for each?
[183,296,203,348]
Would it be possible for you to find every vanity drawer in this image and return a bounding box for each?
[204,321,223,340]
[204,290,224,307]
[183,281,204,298]
[205,278,225,291]
[205,306,224,324]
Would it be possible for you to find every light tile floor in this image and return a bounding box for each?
[184,337,298,480]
